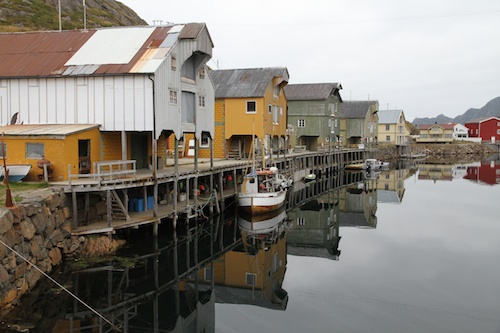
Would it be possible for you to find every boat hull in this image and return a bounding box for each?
[0,164,32,182]
[237,190,286,215]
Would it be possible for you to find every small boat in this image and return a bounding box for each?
[238,166,287,215]
[0,164,32,182]
[304,173,317,183]
[364,159,389,170]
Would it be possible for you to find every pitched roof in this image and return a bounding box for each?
[337,101,378,118]
[284,83,342,101]
[209,67,289,98]
[0,23,210,78]
[378,109,403,124]
[0,124,100,136]
[465,116,500,124]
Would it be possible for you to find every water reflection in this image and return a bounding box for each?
[1,165,445,332]
[418,159,500,185]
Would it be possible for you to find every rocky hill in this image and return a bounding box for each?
[0,0,146,32]
[413,96,500,126]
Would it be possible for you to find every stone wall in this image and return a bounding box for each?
[0,188,82,316]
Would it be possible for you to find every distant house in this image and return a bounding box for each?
[377,109,410,145]
[284,83,342,151]
[0,24,215,180]
[465,117,500,142]
[416,123,454,143]
[337,101,379,146]
[452,123,469,140]
[209,67,289,159]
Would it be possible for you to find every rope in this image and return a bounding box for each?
[0,239,121,332]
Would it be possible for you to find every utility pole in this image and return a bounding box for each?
[83,0,87,30]
[58,0,61,32]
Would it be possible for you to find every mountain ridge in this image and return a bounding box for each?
[413,96,500,126]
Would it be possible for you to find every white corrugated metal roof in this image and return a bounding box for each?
[0,124,100,136]
[65,27,156,66]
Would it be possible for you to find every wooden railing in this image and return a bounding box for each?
[68,160,137,186]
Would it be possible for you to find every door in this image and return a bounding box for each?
[78,140,91,174]
[131,133,149,169]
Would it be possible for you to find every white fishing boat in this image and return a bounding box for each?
[238,130,290,214]
[238,166,287,214]
[0,164,32,182]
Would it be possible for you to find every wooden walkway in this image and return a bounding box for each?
[49,149,366,236]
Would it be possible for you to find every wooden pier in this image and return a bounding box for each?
[52,148,366,236]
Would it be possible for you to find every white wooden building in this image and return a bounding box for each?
[0,23,215,171]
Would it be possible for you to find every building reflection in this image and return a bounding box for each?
[463,160,500,185]
[287,189,342,260]
[376,168,413,204]
[339,171,378,229]
[213,210,289,310]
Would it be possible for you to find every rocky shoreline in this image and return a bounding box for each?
[375,142,496,162]
[0,188,124,317]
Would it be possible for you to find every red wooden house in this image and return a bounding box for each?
[464,117,500,142]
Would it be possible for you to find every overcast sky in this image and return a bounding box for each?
[119,0,500,121]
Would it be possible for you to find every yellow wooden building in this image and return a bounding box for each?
[208,67,289,159]
[0,124,101,182]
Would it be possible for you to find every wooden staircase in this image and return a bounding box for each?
[109,190,130,221]
[228,139,242,159]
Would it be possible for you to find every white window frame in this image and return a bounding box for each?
[298,119,305,128]
[246,272,256,286]
[200,132,210,148]
[246,101,257,114]
[268,104,272,114]
[171,55,177,71]
[199,95,205,108]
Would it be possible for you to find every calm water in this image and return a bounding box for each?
[2,159,500,333]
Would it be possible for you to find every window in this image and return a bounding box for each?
[268,104,272,114]
[199,67,205,79]
[273,106,279,124]
[169,90,177,104]
[200,132,210,148]
[297,217,305,226]
[171,55,176,71]
[445,134,452,138]
[0,143,5,158]
[386,135,390,142]
[246,101,256,113]
[199,95,205,108]
[246,273,256,286]
[26,143,44,159]
[385,124,390,131]
[298,119,305,128]
[421,134,428,138]
[273,85,279,97]
[398,125,404,133]
[204,267,212,281]
[497,129,500,134]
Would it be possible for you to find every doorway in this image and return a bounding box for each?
[131,133,149,169]
[78,140,91,174]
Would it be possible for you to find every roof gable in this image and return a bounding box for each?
[378,109,403,124]
[209,67,289,98]
[338,101,378,118]
[284,83,342,101]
